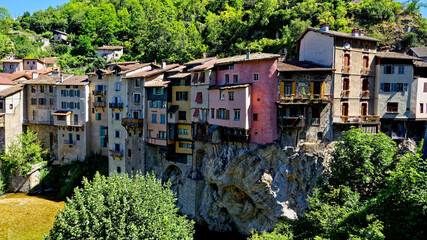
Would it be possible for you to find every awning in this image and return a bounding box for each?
[167,105,179,113]
[195,92,202,103]
[208,125,218,131]
[193,108,199,117]
[52,110,72,116]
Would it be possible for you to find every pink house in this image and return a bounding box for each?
[209,52,279,144]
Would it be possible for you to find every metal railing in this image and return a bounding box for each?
[23,119,54,125]
[121,118,143,127]
[109,150,123,157]
[338,115,380,124]
[278,94,333,103]
[92,90,107,96]
[93,102,106,108]
[109,103,123,109]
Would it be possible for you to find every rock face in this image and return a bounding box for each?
[197,142,332,235]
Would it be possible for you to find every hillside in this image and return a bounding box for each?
[0,0,426,72]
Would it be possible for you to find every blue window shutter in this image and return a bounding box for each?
[100,138,105,148]
[391,66,394,74]
[383,66,387,74]
[380,83,384,91]
[77,90,80,97]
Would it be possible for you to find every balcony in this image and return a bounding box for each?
[361,90,369,98]
[341,90,350,98]
[93,102,106,108]
[23,119,54,126]
[55,120,85,127]
[109,103,123,109]
[277,94,332,105]
[92,90,106,96]
[109,149,123,158]
[278,116,305,128]
[121,118,143,128]
[335,115,380,124]
[63,140,75,145]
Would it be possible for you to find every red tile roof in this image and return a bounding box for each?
[184,57,217,66]
[376,52,422,60]
[0,77,17,85]
[43,57,57,64]
[0,84,24,98]
[97,46,123,50]
[189,59,218,71]
[57,75,89,86]
[126,64,180,78]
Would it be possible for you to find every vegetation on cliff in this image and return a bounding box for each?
[251,128,426,240]
[0,0,426,73]
[45,172,194,239]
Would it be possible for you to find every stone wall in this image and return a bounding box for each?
[9,163,43,193]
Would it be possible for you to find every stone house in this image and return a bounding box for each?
[276,61,334,145]
[2,59,23,73]
[0,84,24,153]
[96,46,124,62]
[53,76,90,163]
[52,30,68,43]
[407,47,427,62]
[297,24,381,137]
[23,58,47,71]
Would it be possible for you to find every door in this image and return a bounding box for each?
[361,103,367,116]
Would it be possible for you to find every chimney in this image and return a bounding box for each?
[380,46,390,52]
[202,53,206,59]
[351,27,359,37]
[32,72,38,79]
[246,49,250,60]
[161,59,166,69]
[279,49,287,62]
[320,22,330,31]
[359,29,365,36]
[60,72,63,83]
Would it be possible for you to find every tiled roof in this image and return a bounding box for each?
[118,63,157,75]
[189,59,218,71]
[57,75,89,86]
[209,83,251,90]
[144,81,171,88]
[277,61,335,72]
[43,57,57,64]
[96,45,123,50]
[415,61,427,68]
[25,74,72,85]
[184,57,217,66]
[298,27,382,43]
[167,105,179,113]
[376,52,422,60]
[106,61,140,66]
[0,77,17,85]
[23,58,46,64]
[409,47,427,58]
[215,52,280,66]
[87,69,114,75]
[168,73,191,78]
[0,72,31,81]
[0,84,24,98]
[166,65,186,72]
[1,59,22,63]
[126,64,180,78]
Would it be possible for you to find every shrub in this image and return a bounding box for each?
[45,172,194,239]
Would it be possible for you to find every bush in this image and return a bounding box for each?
[45,172,194,239]
[0,175,5,195]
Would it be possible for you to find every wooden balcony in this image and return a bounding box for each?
[335,115,380,124]
[109,150,123,158]
[121,118,143,128]
[93,102,106,108]
[92,90,107,96]
[361,90,369,98]
[278,116,305,128]
[277,94,332,105]
[109,103,123,109]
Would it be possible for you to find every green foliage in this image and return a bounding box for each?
[40,152,108,198]
[329,128,397,199]
[45,172,194,239]
[0,174,5,195]
[0,131,47,181]
[400,32,419,50]
[86,57,107,73]
[352,0,397,25]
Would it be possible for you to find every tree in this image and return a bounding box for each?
[0,131,47,187]
[45,172,194,239]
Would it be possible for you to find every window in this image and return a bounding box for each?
[234,109,240,121]
[219,64,234,71]
[187,143,192,149]
[152,114,157,123]
[148,130,153,138]
[31,98,37,105]
[199,72,205,83]
[31,86,36,93]
[160,114,166,124]
[154,87,164,95]
[384,66,394,74]
[179,142,185,148]
[96,113,101,120]
[135,78,141,87]
[253,73,259,81]
[211,108,215,119]
[219,90,224,100]
[49,98,54,105]
[225,74,229,84]
[128,149,132,157]
[420,103,424,113]
[195,92,202,103]
[114,112,121,120]
[161,101,167,108]
[317,132,323,140]
[115,82,120,91]
[253,113,258,121]
[284,82,292,96]
[380,83,391,92]
[217,108,228,120]
[38,98,46,105]
[49,85,54,93]
[114,130,121,138]
[134,93,141,103]
[398,65,404,74]
[76,134,80,141]
[159,131,167,140]
[233,74,239,83]
[192,73,198,83]
[395,83,404,92]
[179,79,186,86]
[424,83,427,92]
[229,92,234,101]
[40,86,45,93]
[98,74,103,80]
[387,102,398,113]
[176,91,188,101]
[178,111,186,120]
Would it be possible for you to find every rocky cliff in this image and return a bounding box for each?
[195,142,333,235]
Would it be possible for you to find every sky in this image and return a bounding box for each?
[0,0,426,19]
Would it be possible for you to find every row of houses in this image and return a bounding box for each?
[0,25,426,176]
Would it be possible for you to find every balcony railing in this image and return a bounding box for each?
[64,140,75,145]
[92,90,107,96]
[109,103,123,109]
[109,150,123,157]
[336,115,380,124]
[277,94,332,104]
[278,116,305,128]
[55,120,85,127]
[361,90,369,98]
[121,118,143,127]
[23,119,54,125]
[93,102,106,108]
[341,90,350,98]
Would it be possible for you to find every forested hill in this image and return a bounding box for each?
[1,0,427,68]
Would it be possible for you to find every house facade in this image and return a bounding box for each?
[2,60,23,74]
[96,46,124,62]
[0,85,24,153]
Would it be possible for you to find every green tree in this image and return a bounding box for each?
[46,172,194,239]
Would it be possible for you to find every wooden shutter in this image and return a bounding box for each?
[292,82,296,95]
[216,109,219,119]
[225,110,230,120]
[310,82,314,96]
[321,82,325,98]
[280,82,284,95]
